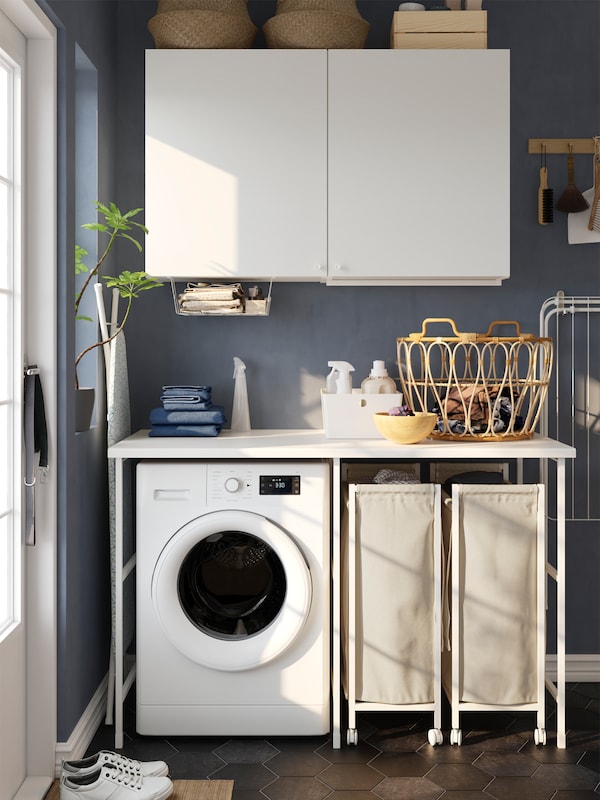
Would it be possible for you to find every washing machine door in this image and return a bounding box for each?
[152,510,312,671]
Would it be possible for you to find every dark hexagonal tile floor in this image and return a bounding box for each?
[86,684,600,799]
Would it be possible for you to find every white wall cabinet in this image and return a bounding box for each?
[145,49,328,281]
[327,50,509,285]
[145,49,509,285]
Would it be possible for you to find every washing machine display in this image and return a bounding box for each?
[136,461,330,737]
[260,474,300,495]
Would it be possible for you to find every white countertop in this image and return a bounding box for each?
[107,429,576,460]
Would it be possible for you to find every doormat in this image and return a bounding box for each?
[45,778,234,800]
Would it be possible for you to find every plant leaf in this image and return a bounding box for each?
[122,207,144,219]
[82,223,109,233]
[75,244,89,274]
[119,232,143,251]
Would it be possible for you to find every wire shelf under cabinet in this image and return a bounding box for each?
[170,279,272,317]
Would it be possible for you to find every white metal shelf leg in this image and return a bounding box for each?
[114,457,124,750]
[556,458,566,749]
[332,458,342,749]
[450,487,461,743]
[536,484,546,745]
[432,486,443,742]
[105,649,115,725]
[347,485,357,745]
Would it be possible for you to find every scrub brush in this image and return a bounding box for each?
[587,154,600,232]
[556,146,589,213]
[538,166,553,225]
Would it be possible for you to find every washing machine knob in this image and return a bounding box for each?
[224,477,240,493]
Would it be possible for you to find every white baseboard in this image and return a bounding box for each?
[13,777,53,800]
[546,654,600,683]
[54,674,108,778]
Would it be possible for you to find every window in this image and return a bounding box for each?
[74,45,98,400]
[0,46,22,639]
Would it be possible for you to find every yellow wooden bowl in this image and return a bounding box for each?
[373,411,437,444]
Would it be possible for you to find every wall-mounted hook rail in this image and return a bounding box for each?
[528,138,596,155]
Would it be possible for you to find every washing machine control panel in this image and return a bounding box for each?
[209,468,255,502]
[208,466,301,503]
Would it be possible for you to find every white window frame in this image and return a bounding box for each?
[0,0,57,791]
[0,30,23,645]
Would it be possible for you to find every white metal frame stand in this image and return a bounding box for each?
[448,483,548,746]
[345,483,443,747]
[107,434,575,751]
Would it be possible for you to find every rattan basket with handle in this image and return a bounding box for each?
[264,9,369,48]
[396,318,553,441]
[148,9,257,48]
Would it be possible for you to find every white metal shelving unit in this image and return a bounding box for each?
[539,292,600,746]
[108,430,575,750]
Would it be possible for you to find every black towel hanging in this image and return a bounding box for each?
[24,365,48,546]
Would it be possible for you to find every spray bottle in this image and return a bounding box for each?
[231,356,251,431]
[361,360,397,394]
[326,361,355,394]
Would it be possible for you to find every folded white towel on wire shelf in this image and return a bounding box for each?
[179,299,244,314]
[179,282,244,302]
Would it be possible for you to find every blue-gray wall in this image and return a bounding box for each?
[43,0,119,742]
[47,0,599,741]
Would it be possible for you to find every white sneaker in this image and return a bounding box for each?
[60,765,173,800]
[62,750,169,778]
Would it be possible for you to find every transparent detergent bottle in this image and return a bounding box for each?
[361,360,397,394]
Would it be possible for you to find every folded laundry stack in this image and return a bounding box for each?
[177,283,245,315]
[149,385,227,437]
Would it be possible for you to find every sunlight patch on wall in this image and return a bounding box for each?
[145,137,238,277]
[575,374,600,434]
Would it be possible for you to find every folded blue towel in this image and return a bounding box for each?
[161,399,214,411]
[150,406,226,426]
[161,385,211,400]
[149,424,222,437]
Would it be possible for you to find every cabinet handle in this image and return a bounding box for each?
[314,263,324,272]
[334,263,343,272]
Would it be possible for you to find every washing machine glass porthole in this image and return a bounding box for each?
[152,509,313,671]
[178,531,287,640]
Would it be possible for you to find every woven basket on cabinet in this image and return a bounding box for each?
[263,9,369,48]
[274,0,364,17]
[156,0,252,14]
[148,8,257,48]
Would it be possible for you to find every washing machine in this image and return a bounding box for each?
[136,460,330,736]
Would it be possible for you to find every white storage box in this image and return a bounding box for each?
[321,389,403,439]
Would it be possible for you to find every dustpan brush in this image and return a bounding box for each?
[538,166,553,225]
[556,151,589,213]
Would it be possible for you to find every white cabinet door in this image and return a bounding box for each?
[145,50,327,280]
[327,50,510,285]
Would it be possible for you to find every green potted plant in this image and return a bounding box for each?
[75,201,162,431]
